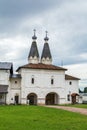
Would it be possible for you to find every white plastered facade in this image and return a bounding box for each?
[0,66,79,105]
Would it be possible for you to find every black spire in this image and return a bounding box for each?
[41,31,52,64]
[28,41,39,58]
[28,30,39,63]
[41,42,52,59]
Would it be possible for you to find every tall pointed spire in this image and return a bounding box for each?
[28,29,39,64]
[41,31,52,64]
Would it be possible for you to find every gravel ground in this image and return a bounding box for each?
[46,105,87,115]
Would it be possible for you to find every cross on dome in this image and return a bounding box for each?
[32,29,37,40]
[46,31,48,37]
[44,31,49,41]
[34,29,36,35]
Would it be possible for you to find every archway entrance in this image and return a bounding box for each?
[27,93,37,105]
[45,92,58,105]
[71,93,79,104]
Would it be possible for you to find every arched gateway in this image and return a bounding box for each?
[27,93,37,105]
[45,92,59,105]
[71,93,79,104]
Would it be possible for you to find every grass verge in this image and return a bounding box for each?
[60,104,87,108]
[0,105,87,130]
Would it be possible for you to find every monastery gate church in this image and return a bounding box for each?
[0,30,80,105]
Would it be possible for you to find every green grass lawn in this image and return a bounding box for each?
[0,105,87,130]
[60,104,87,108]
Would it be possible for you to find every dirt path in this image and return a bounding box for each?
[45,105,87,115]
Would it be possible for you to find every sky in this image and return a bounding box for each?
[0,0,87,88]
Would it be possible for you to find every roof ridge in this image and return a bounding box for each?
[16,63,67,71]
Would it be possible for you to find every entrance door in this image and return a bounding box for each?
[46,93,58,105]
[71,93,79,104]
[27,93,37,105]
[15,95,19,104]
[72,96,76,104]
[46,94,54,105]
[29,95,35,105]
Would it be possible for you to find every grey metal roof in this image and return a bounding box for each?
[10,74,21,78]
[0,62,13,70]
[28,41,39,58]
[0,85,8,93]
[41,42,52,59]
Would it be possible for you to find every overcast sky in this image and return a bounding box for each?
[0,0,87,86]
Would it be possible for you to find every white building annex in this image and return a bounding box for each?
[0,30,80,105]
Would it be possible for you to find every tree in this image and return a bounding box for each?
[84,87,87,93]
[79,89,83,93]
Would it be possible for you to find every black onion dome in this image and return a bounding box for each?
[44,36,49,41]
[32,35,37,40]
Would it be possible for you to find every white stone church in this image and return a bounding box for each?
[0,31,80,105]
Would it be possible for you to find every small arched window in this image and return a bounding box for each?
[15,81,17,84]
[51,76,54,85]
[51,79,54,84]
[69,81,72,85]
[31,75,34,84]
[32,78,34,84]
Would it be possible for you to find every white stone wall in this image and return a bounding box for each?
[9,78,21,104]
[65,80,79,104]
[0,68,79,105]
[41,57,52,65]
[0,70,10,85]
[20,68,67,104]
[28,56,39,64]
[0,70,10,104]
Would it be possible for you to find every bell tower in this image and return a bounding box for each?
[28,29,39,64]
[41,31,52,64]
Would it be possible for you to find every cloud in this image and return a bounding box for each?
[0,0,87,78]
[65,63,87,88]
[0,0,67,36]
[0,0,67,17]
